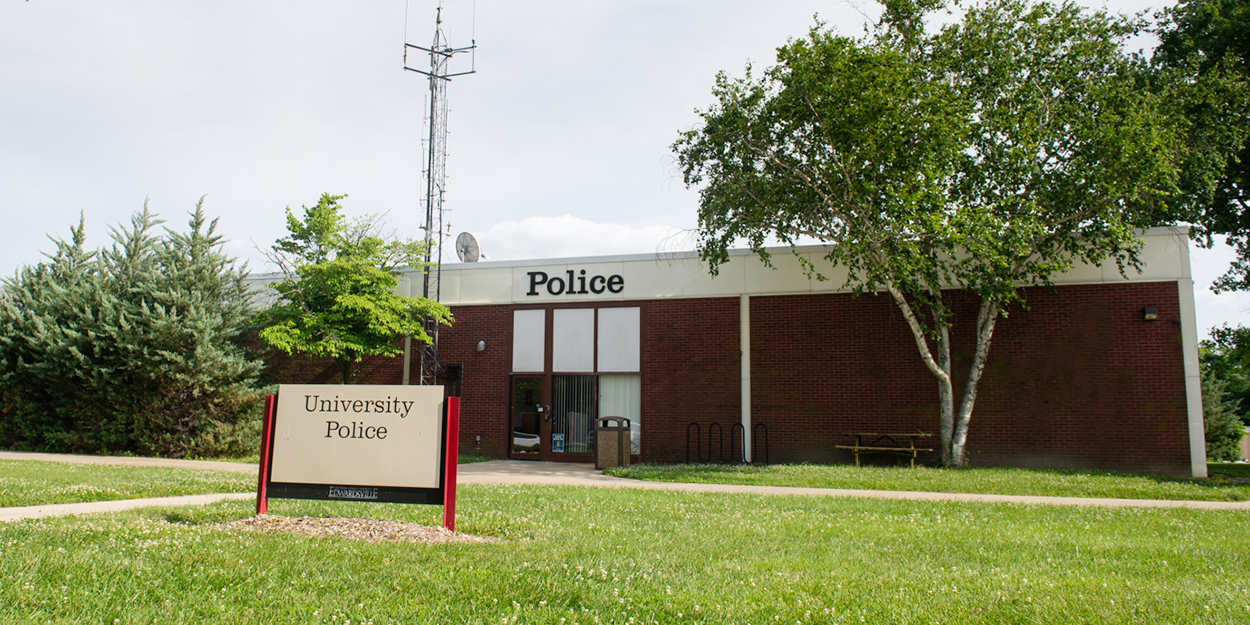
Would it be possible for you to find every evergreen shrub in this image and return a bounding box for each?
[0,202,266,458]
[1203,366,1245,461]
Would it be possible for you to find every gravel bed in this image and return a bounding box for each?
[222,515,492,544]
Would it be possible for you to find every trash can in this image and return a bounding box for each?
[595,417,631,470]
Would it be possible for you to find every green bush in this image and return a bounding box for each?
[0,202,266,458]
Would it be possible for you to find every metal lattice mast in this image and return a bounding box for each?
[404,3,474,385]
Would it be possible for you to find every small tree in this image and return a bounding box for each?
[1200,324,1250,426]
[0,202,265,457]
[255,193,452,383]
[1202,366,1245,461]
[674,0,1213,465]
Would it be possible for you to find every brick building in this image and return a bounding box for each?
[267,227,1207,477]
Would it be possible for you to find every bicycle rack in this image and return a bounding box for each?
[729,423,744,462]
[688,421,765,464]
[752,423,769,465]
[685,422,701,464]
[708,422,723,462]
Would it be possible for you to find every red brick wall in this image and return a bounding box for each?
[748,290,931,465]
[270,280,1194,474]
[959,282,1189,473]
[642,298,743,462]
[746,282,1190,474]
[434,306,512,458]
[267,351,405,386]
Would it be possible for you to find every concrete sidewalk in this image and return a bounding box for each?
[2,453,1248,523]
[0,450,258,473]
[456,460,1250,511]
[0,493,254,522]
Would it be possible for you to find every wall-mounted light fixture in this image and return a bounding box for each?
[1143,306,1158,321]
[476,340,486,352]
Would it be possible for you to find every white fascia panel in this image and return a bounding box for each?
[1132,229,1191,282]
[429,227,1190,305]
[1049,259,1105,285]
[456,267,513,305]
[436,272,460,303]
[743,252,817,294]
[673,256,746,298]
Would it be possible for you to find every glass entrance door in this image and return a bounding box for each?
[511,377,544,458]
[552,375,597,456]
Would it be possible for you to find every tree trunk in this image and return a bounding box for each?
[949,299,999,467]
[935,320,955,466]
[884,284,957,464]
[887,285,1002,467]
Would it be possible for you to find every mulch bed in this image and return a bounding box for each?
[221,515,492,544]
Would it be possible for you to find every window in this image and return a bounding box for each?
[512,309,545,372]
[600,374,641,454]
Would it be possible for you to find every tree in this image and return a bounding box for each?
[1156,0,1250,291]
[0,202,266,457]
[674,0,1210,466]
[254,193,452,383]
[1200,323,1250,425]
[1202,366,1246,460]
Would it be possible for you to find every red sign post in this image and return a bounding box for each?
[256,394,276,515]
[442,396,460,531]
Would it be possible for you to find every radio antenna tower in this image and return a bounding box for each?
[403,1,475,385]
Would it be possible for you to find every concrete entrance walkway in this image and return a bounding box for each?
[458,460,1250,510]
[2,452,1248,522]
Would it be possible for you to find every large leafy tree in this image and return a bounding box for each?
[255,193,451,383]
[1156,0,1250,291]
[0,202,265,457]
[674,0,1213,466]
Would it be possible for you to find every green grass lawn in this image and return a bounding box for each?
[0,455,500,508]
[1,484,1247,624]
[605,463,1250,502]
[0,460,256,508]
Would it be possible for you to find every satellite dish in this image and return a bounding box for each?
[455,232,480,262]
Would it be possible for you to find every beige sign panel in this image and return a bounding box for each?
[270,384,445,489]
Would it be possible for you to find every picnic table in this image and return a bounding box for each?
[836,432,933,469]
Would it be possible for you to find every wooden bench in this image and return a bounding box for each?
[835,432,934,469]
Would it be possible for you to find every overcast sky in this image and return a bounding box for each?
[2,0,1246,337]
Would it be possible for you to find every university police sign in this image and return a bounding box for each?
[257,384,460,514]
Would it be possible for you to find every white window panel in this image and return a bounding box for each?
[553,308,595,372]
[597,307,640,373]
[600,374,642,454]
[512,309,546,373]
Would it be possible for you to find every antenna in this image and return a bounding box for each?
[403,1,476,386]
